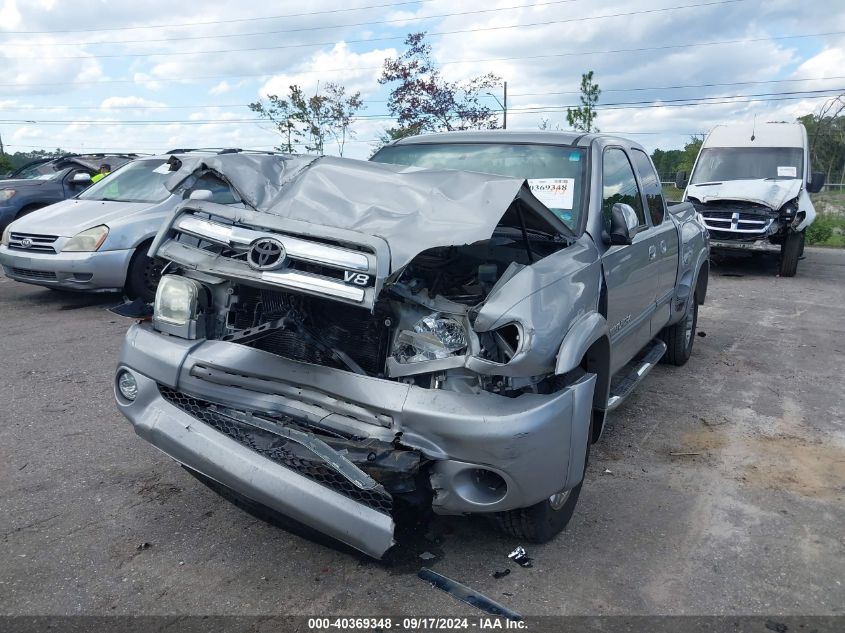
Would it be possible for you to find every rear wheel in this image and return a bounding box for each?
[659,294,698,366]
[124,243,163,302]
[779,230,803,277]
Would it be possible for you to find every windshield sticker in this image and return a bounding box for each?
[777,166,797,178]
[152,164,172,175]
[528,178,575,210]
[568,152,581,162]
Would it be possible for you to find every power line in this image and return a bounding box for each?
[3,29,841,88]
[2,75,842,112]
[1,0,581,47]
[1,90,839,126]
[5,1,746,60]
[0,0,443,35]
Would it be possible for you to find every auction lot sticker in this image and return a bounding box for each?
[527,178,575,210]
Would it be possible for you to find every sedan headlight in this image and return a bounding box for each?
[62,225,109,252]
[154,275,203,327]
[392,313,467,363]
[0,189,16,202]
[1,225,11,246]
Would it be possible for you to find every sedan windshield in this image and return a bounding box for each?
[372,143,587,231]
[78,160,171,203]
[691,147,804,184]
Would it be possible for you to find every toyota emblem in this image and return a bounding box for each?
[247,238,287,271]
[20,238,33,248]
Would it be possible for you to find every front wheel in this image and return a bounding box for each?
[491,481,584,543]
[124,244,163,302]
[779,230,803,277]
[659,294,698,366]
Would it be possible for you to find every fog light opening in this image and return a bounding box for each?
[117,370,138,401]
[453,468,508,505]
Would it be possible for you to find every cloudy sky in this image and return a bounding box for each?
[1,0,843,161]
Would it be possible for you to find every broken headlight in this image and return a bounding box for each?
[392,314,468,363]
[153,274,206,339]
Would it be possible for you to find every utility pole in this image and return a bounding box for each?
[0,130,4,155]
[486,81,508,129]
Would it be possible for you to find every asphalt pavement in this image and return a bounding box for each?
[1,248,843,618]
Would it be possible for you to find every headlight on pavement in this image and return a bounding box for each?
[62,225,109,252]
[392,313,468,363]
[0,189,16,202]
[154,274,202,327]
[117,370,138,401]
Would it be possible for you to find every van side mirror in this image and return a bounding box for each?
[807,171,825,194]
[675,170,688,189]
[607,203,637,245]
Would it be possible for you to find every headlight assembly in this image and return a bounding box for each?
[392,313,468,363]
[1,225,11,246]
[62,225,109,252]
[153,275,206,339]
[0,189,16,202]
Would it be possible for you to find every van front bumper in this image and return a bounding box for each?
[0,244,133,290]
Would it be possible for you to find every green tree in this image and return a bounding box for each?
[379,32,501,135]
[0,153,13,175]
[250,83,365,155]
[566,71,601,132]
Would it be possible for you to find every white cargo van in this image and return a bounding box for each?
[677,122,825,276]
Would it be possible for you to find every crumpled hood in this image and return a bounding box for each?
[163,153,566,270]
[9,198,152,237]
[686,178,802,210]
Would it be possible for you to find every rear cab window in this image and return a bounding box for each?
[630,149,666,225]
[372,142,588,232]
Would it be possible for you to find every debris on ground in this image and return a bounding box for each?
[670,451,702,456]
[508,546,533,568]
[492,569,511,579]
[108,298,153,319]
[419,551,436,561]
[697,331,707,337]
[418,567,522,621]
[136,542,151,550]
[603,468,613,475]
[764,620,788,633]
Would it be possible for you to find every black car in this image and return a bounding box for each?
[0,153,140,231]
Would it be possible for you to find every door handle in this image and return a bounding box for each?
[648,244,657,260]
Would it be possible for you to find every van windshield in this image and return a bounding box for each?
[691,147,804,184]
[372,142,587,231]
[78,160,171,203]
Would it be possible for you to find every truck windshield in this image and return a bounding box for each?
[691,147,804,184]
[77,160,171,203]
[372,143,587,231]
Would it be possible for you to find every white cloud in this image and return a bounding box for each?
[100,96,166,109]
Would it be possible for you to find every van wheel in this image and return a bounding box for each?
[124,243,163,302]
[659,294,698,366]
[779,231,803,277]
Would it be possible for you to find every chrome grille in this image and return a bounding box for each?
[161,209,382,307]
[9,232,59,254]
[702,211,773,235]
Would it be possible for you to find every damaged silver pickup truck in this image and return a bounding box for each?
[114,132,709,559]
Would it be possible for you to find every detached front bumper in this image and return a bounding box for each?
[709,239,782,253]
[115,324,596,557]
[0,245,133,290]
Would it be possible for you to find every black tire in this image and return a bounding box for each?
[492,423,591,543]
[659,294,698,366]
[124,243,163,302]
[779,231,803,277]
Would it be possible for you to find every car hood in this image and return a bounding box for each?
[161,153,568,271]
[686,178,802,210]
[0,178,51,190]
[9,198,153,237]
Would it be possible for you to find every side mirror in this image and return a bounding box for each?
[72,172,92,185]
[806,171,825,194]
[675,170,688,189]
[188,189,213,201]
[608,203,638,245]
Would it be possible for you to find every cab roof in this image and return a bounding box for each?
[389,129,644,150]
